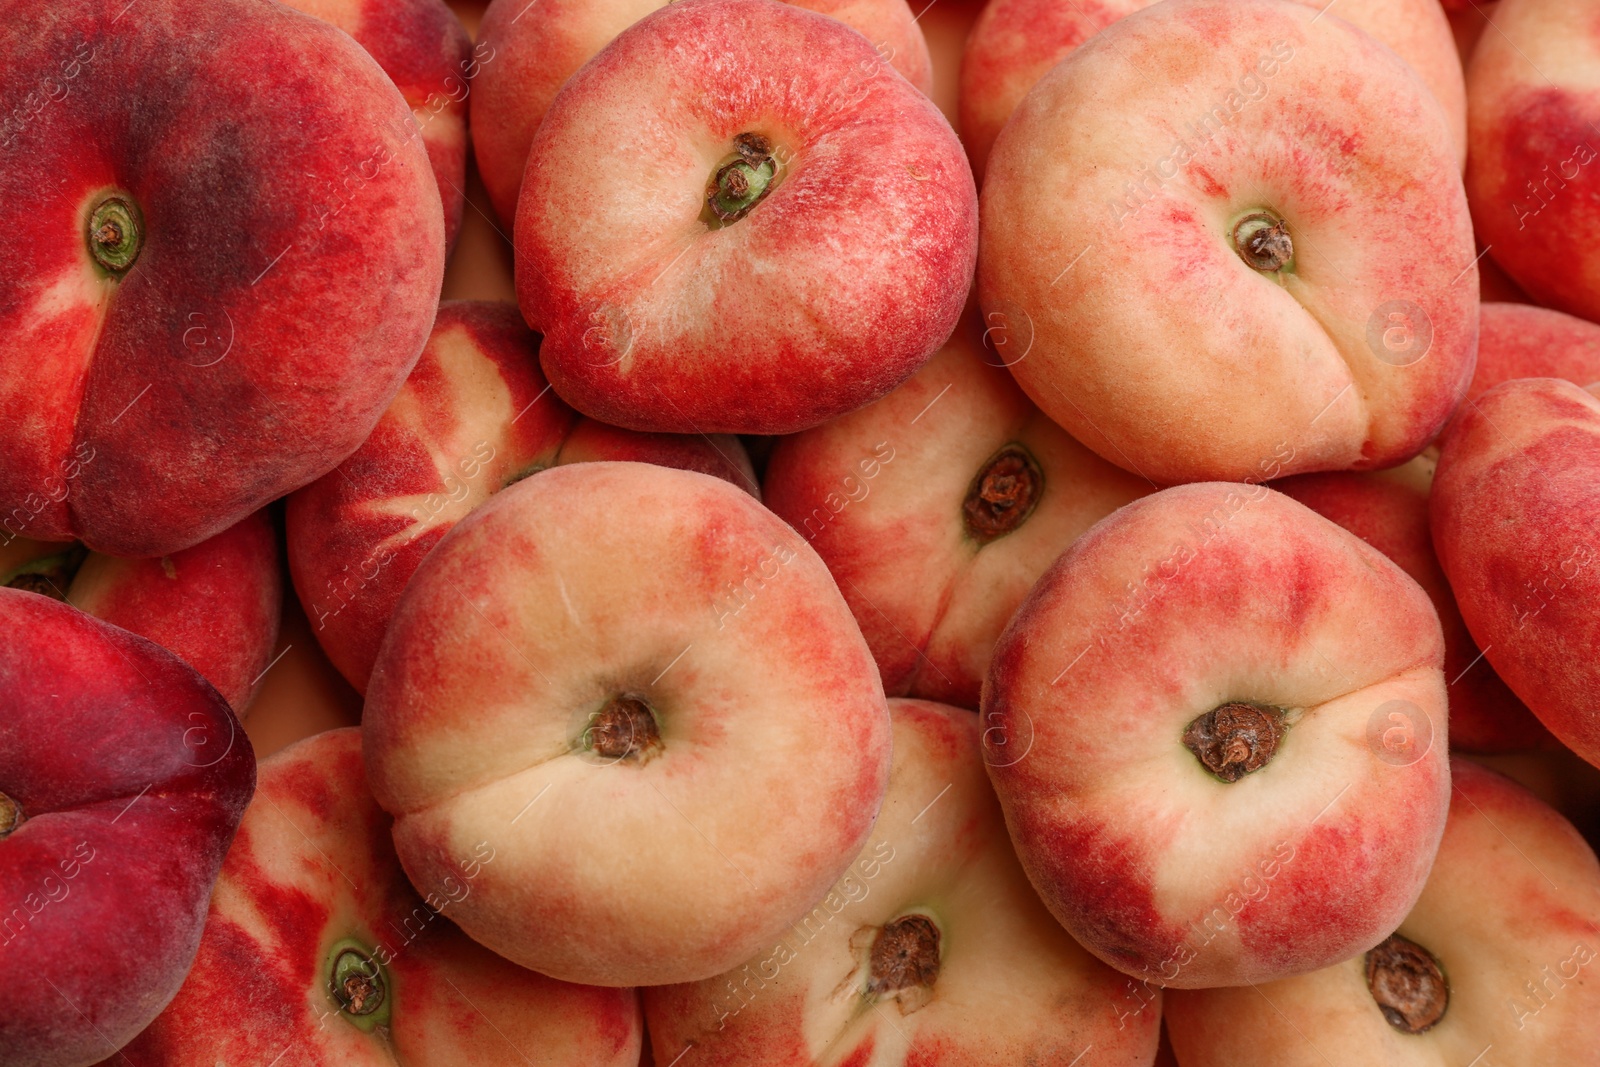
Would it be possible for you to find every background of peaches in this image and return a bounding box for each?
[4,0,1600,1064]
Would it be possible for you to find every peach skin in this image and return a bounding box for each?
[1,511,281,714]
[115,728,642,1067]
[1432,377,1600,768]
[978,0,1478,485]
[983,482,1451,988]
[0,0,444,558]
[645,699,1162,1066]
[287,300,755,694]
[764,310,1152,709]
[363,462,892,987]
[1166,759,1600,1065]
[471,0,933,227]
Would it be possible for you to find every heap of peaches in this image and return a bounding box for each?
[3,0,1599,1064]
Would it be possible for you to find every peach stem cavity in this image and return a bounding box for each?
[1183,702,1286,782]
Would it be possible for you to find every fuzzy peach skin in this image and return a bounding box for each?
[287,300,755,694]
[472,0,933,227]
[961,0,1465,182]
[116,728,641,1067]
[514,0,977,436]
[1165,759,1600,1065]
[1466,0,1600,323]
[978,0,1477,486]
[363,462,892,986]
[1432,378,1600,767]
[0,0,444,559]
[982,483,1451,988]
[1465,302,1600,405]
[644,699,1161,1066]
[764,311,1152,710]
[0,589,254,1067]
[0,511,281,713]
[1273,458,1552,753]
[277,0,474,250]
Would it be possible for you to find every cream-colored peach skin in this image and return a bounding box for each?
[960,0,1465,181]
[764,311,1152,710]
[118,728,643,1066]
[984,483,1450,988]
[1431,378,1600,768]
[1165,759,1600,1066]
[470,0,933,226]
[363,462,892,987]
[1467,0,1600,324]
[978,0,1477,486]
[645,699,1161,1066]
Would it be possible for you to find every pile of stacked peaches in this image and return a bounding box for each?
[5,0,1600,1063]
